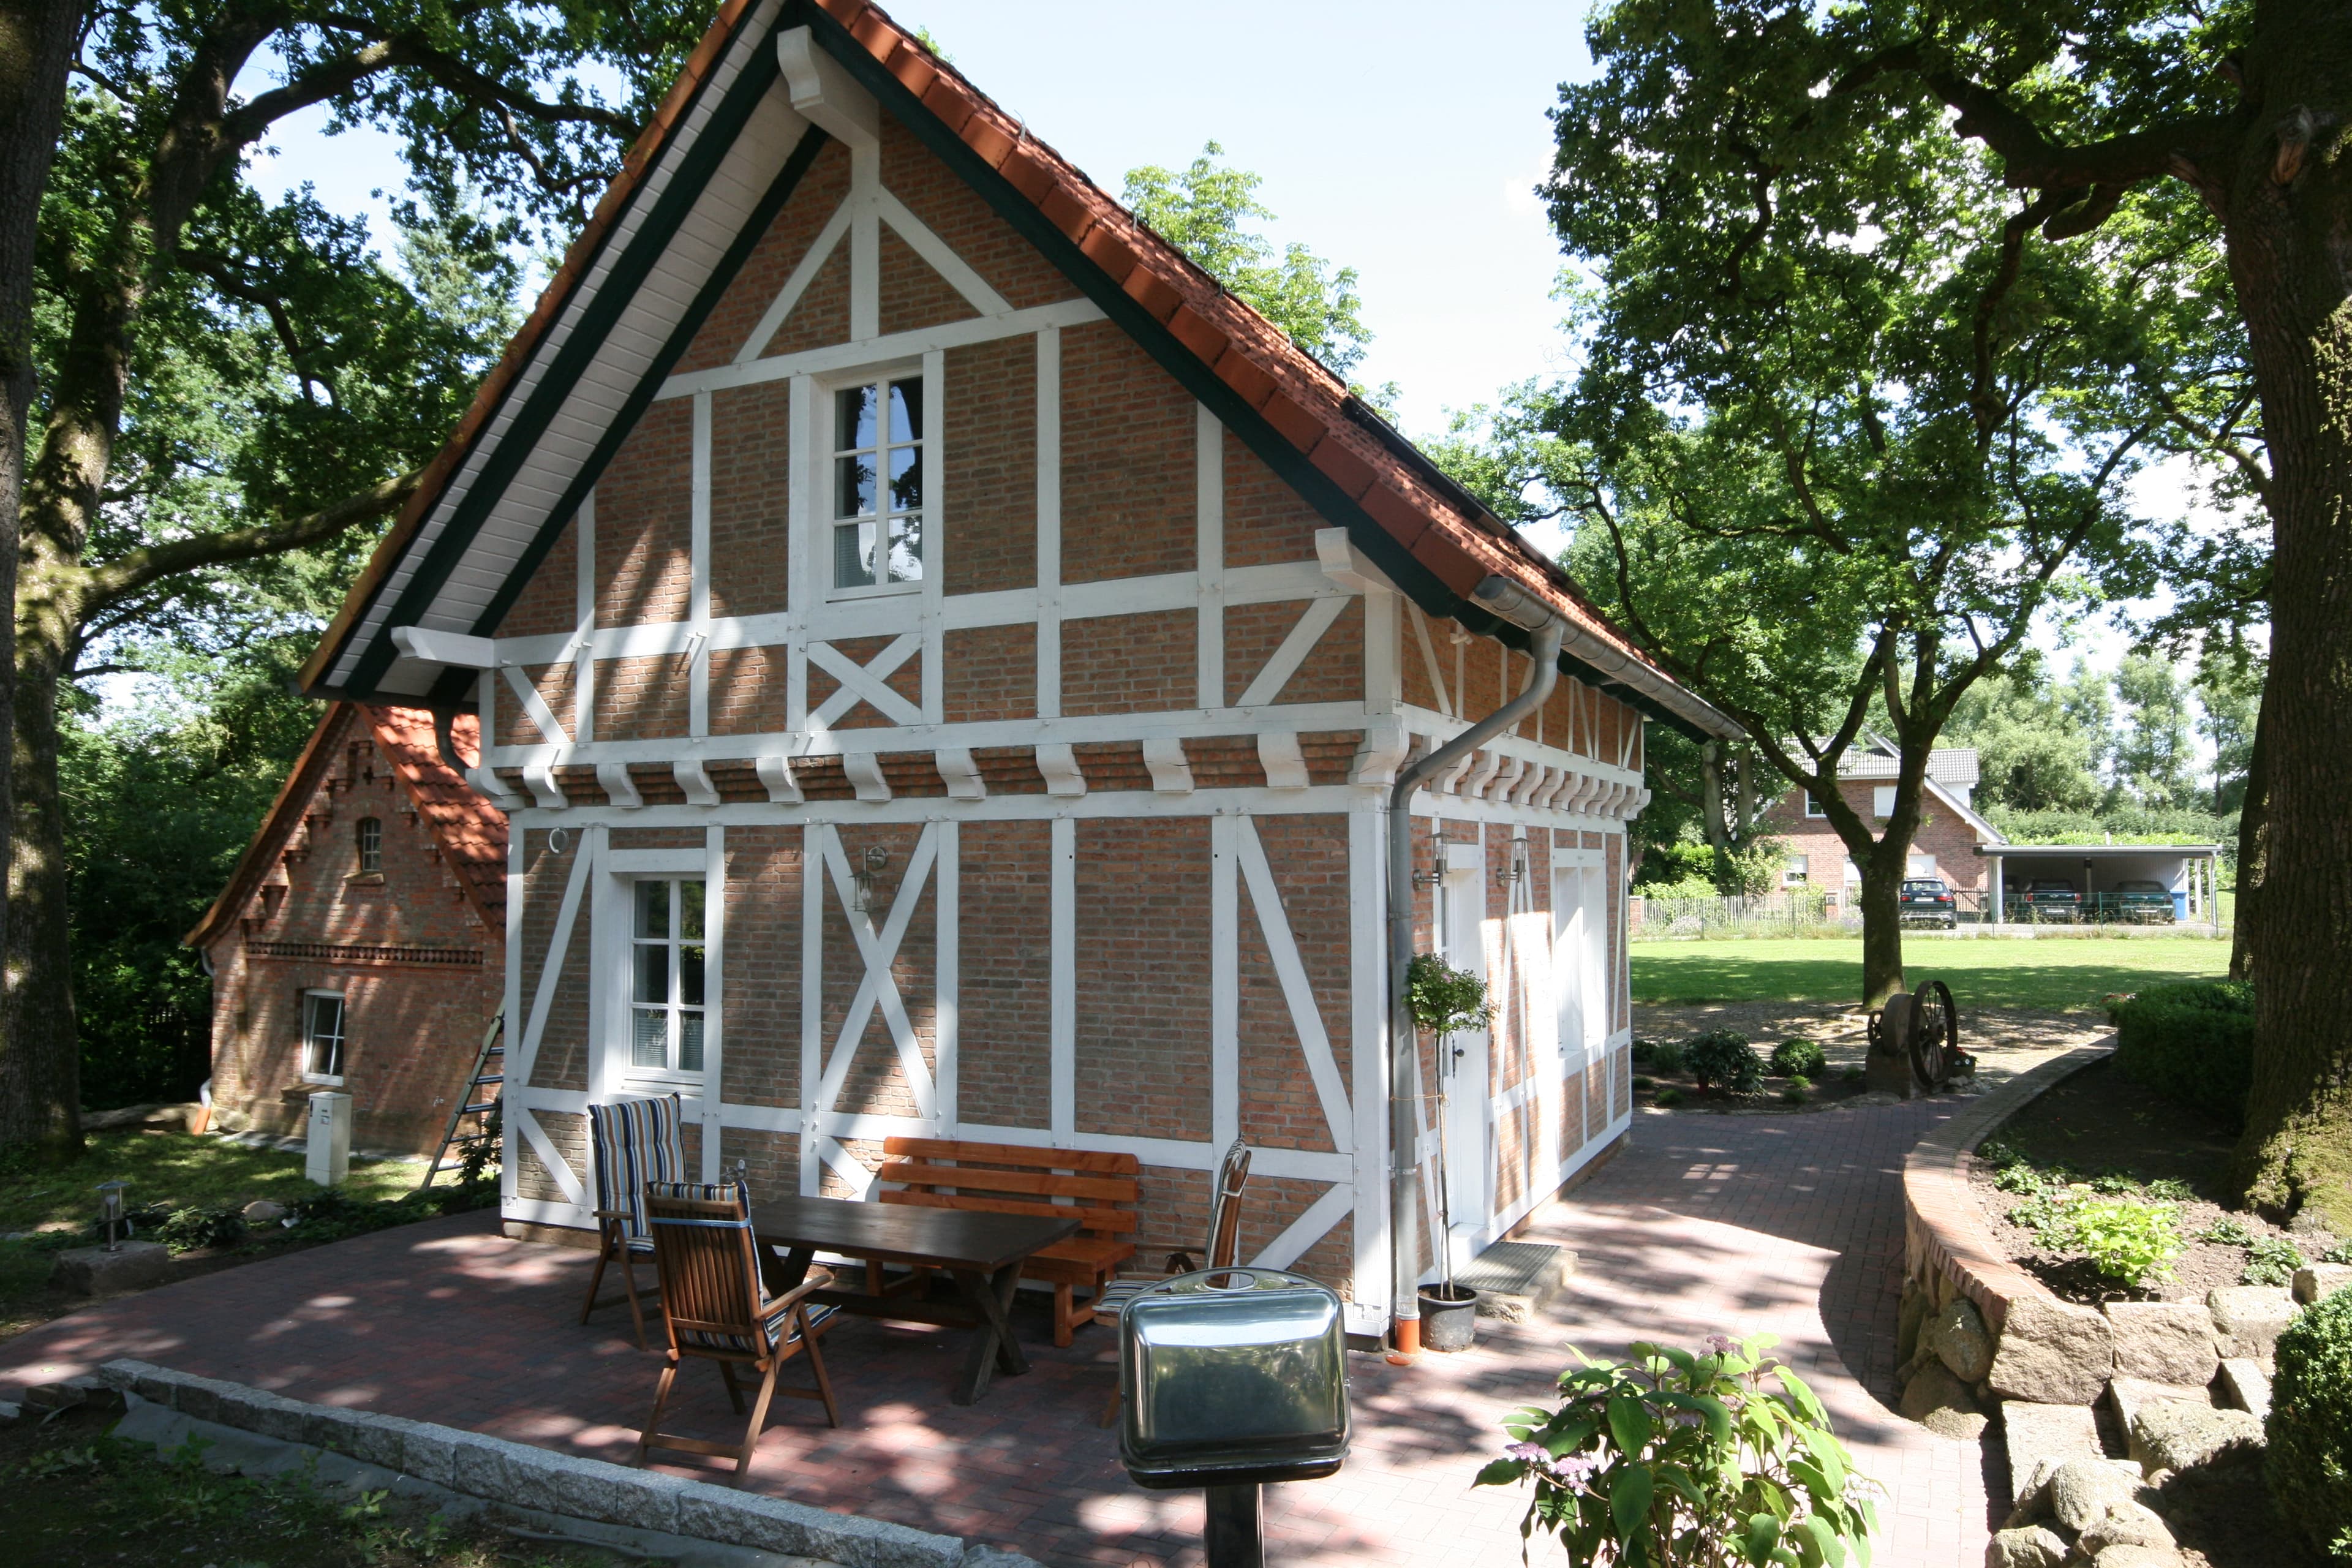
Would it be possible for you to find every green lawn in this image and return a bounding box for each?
[1630,935,2230,1011]
[0,1131,418,1237]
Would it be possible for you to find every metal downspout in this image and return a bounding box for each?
[1386,578,1566,1360]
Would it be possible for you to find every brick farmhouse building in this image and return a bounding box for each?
[1756,743,2001,914]
[291,0,1732,1337]
[190,705,507,1156]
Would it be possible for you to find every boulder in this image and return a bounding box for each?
[2076,1501,2176,1556]
[1984,1524,2068,1568]
[1899,1360,1988,1440]
[2293,1263,2352,1305]
[2089,1548,2185,1568]
[1927,1297,1996,1382]
[2206,1285,2296,1359]
[2216,1358,2271,1421]
[1989,1295,2116,1405]
[1898,1276,1932,1365]
[2049,1458,2146,1534]
[2001,1401,2104,1514]
[2106,1378,2212,1441]
[241,1199,285,1223]
[2103,1300,2220,1386]
[47,1240,170,1296]
[2130,1400,2265,1476]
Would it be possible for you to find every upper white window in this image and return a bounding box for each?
[1803,794,1828,818]
[1872,786,1897,820]
[631,878,707,1074]
[829,376,924,596]
[355,816,382,875]
[301,990,345,1082]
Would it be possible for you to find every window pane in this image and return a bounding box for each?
[888,445,921,511]
[635,941,668,1005]
[679,880,704,940]
[835,384,876,450]
[833,519,875,589]
[678,1012,704,1074]
[679,944,705,1007]
[834,452,876,518]
[635,879,667,939]
[356,818,381,873]
[888,380,919,443]
[632,1009,667,1068]
[886,513,922,583]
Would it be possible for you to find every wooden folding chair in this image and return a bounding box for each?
[635,1180,840,1482]
[1098,1137,1252,1426]
[581,1094,686,1349]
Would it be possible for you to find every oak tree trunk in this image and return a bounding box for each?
[0,2,81,1156]
[1855,855,1906,1009]
[2228,691,2267,984]
[2224,6,2352,1225]
[4,596,78,1158]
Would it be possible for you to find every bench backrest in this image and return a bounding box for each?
[876,1137,1139,1240]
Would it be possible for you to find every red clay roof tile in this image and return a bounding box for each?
[960,115,1016,166]
[1259,390,1325,453]
[918,77,970,130]
[1212,346,1275,409]
[1310,436,1379,500]
[888,47,935,97]
[1360,482,1432,547]
[1078,227,1138,284]
[850,12,895,56]
[1121,267,1182,322]
[1038,186,1093,243]
[1165,304,1227,363]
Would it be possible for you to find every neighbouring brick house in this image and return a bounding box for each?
[1757,742,2004,913]
[190,705,507,1156]
[293,0,1733,1337]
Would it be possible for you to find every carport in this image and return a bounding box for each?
[1978,843,2224,927]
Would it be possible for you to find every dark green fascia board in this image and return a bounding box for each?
[417,123,831,712]
[330,0,782,703]
[797,6,1714,746]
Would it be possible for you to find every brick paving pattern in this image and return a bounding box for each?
[1,1099,1989,1567]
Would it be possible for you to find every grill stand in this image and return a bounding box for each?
[1204,1483,1265,1568]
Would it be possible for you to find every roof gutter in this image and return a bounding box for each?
[1385,575,1564,1360]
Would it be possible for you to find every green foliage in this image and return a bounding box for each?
[1475,1332,1877,1567]
[1122,142,1373,377]
[2245,1237,2307,1289]
[2201,1216,2261,1248]
[2109,981,2256,1131]
[2144,1178,2198,1202]
[2113,653,2198,813]
[1977,1138,2026,1169]
[1779,1083,1807,1106]
[1633,840,1720,894]
[1647,1041,1686,1077]
[2267,1286,2352,1562]
[146,1205,249,1253]
[2193,651,2265,816]
[1768,1039,1826,1079]
[2057,1197,2185,1286]
[1655,1087,1684,1108]
[2326,1240,2352,1267]
[1408,953,1493,1041]
[1944,665,2106,813]
[1684,1031,1762,1094]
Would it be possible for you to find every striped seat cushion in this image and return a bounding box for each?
[587,1095,686,1246]
[677,1298,839,1354]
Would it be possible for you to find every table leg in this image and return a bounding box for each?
[949,1264,1029,1404]
[760,1244,815,1300]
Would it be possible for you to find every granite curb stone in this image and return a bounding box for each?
[2205,1286,2296,1360]
[2102,1302,2220,1387]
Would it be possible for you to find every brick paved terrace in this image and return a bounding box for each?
[1,1100,1991,1567]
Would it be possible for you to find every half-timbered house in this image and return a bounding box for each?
[298,0,1736,1339]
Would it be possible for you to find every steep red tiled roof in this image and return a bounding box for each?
[184,704,507,949]
[302,0,1722,732]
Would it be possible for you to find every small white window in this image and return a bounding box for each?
[829,377,924,595]
[1783,854,1810,886]
[1872,786,1897,820]
[1804,794,1828,818]
[301,991,346,1082]
[1908,853,1939,878]
[631,879,707,1074]
[355,816,382,875]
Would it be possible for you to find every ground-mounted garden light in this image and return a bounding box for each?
[97,1180,127,1252]
[1117,1267,1351,1568]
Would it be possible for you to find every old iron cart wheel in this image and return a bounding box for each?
[1909,978,1957,1090]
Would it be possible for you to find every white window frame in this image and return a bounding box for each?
[355,816,382,875]
[627,876,709,1080]
[300,989,346,1084]
[1782,854,1810,886]
[819,361,929,603]
[1872,785,1897,820]
[1803,794,1827,818]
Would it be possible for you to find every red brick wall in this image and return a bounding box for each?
[878,226,975,335]
[708,379,793,619]
[596,399,692,628]
[674,138,853,372]
[1755,778,1989,897]
[721,826,803,1110]
[1063,609,1194,714]
[1074,818,1211,1143]
[1236,815,1351,1155]
[1060,320,1194,583]
[955,820,1052,1128]
[206,717,502,1156]
[1223,598,1363,707]
[1224,430,1324,569]
[941,335,1036,595]
[880,119,1079,312]
[942,624,1036,723]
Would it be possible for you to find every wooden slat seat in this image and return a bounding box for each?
[874,1137,1139,1346]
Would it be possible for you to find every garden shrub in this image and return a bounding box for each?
[1779,1083,1807,1106]
[2269,1285,2352,1563]
[2246,1237,2306,1287]
[2109,980,2256,1131]
[1645,1041,1685,1076]
[1684,1030,1762,1093]
[2201,1216,2260,1248]
[1769,1038,1826,1078]
[1632,1075,1656,1091]
[1654,1087,1684,1107]
[2328,1239,2352,1267]
[2057,1197,2185,1286]
[1477,1332,1877,1566]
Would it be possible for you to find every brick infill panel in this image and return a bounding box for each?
[1901,1038,2114,1336]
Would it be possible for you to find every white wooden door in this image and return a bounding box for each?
[1438,842,1490,1264]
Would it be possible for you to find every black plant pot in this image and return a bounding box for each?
[1418,1284,1479,1352]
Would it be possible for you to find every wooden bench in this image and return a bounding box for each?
[872,1137,1138,1347]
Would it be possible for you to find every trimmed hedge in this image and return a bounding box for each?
[2108,979,2255,1131]
[2269,1284,2352,1562]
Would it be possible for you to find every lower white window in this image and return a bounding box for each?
[1783,854,1810,886]
[301,990,345,1082]
[631,878,707,1074]
[1803,794,1827,818]
[1908,853,1939,878]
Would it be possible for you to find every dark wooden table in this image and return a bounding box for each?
[750,1197,1081,1406]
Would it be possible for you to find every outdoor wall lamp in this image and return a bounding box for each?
[851,846,889,913]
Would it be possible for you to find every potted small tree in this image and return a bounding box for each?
[1408,951,1493,1351]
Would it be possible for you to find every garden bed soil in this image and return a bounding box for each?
[1968,1055,2337,1304]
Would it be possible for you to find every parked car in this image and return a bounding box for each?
[2105,878,2177,924]
[1899,878,1958,929]
[2016,878,2082,922]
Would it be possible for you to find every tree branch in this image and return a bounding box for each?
[80,468,419,614]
